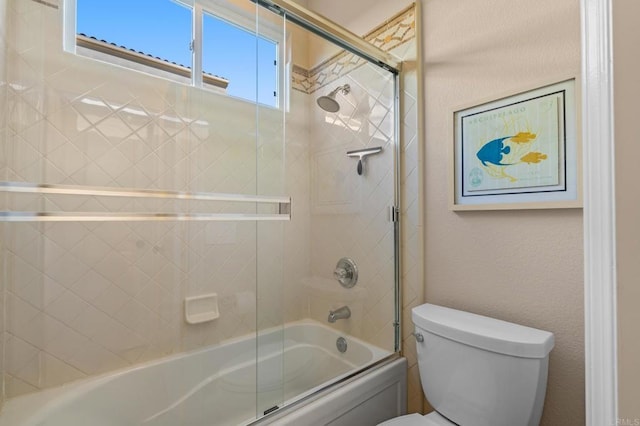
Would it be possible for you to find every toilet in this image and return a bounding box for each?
[380,303,555,426]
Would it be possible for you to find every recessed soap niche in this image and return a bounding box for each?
[185,293,220,324]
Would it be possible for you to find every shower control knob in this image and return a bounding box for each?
[334,267,350,280]
[334,258,358,288]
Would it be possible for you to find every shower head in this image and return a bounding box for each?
[317,95,340,113]
[316,84,350,113]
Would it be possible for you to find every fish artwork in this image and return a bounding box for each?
[474,132,547,183]
[476,137,513,166]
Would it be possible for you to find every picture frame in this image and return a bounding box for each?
[450,78,581,211]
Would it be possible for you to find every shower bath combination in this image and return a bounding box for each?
[0,0,408,423]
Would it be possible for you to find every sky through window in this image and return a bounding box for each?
[77,0,278,106]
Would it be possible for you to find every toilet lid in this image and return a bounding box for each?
[377,412,453,426]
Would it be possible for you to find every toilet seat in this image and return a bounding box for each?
[377,412,454,426]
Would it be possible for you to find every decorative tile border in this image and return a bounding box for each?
[364,4,417,53]
[292,4,416,94]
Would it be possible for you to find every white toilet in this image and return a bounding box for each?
[380,303,555,426]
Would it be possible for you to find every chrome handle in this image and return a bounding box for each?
[412,332,424,343]
[334,258,358,288]
[333,267,350,280]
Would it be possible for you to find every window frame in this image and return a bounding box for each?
[63,0,286,109]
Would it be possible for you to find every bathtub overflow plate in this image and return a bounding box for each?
[336,337,348,353]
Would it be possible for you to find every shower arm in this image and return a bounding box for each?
[347,147,383,175]
[329,85,349,97]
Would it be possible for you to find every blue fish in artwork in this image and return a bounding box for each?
[476,137,513,166]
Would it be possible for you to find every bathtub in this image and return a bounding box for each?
[0,320,405,426]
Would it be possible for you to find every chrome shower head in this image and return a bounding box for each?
[316,84,350,112]
[317,95,340,113]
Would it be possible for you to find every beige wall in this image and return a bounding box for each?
[308,1,585,423]
[421,0,584,424]
[613,0,640,420]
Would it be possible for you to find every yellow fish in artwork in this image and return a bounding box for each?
[510,132,537,143]
[520,152,548,164]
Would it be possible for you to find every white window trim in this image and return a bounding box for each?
[194,0,287,110]
[192,2,204,89]
[62,0,286,109]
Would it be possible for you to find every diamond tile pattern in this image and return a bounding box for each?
[0,0,272,398]
[306,62,401,352]
[0,0,421,408]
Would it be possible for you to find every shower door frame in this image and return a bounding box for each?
[253,0,403,353]
[251,0,405,419]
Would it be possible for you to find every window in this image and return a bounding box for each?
[202,12,278,106]
[65,0,281,107]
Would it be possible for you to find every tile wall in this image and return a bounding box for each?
[0,0,8,411]
[0,0,420,412]
[305,63,397,352]
[291,5,422,413]
[0,0,298,398]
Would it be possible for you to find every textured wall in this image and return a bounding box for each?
[613,0,640,420]
[421,0,584,425]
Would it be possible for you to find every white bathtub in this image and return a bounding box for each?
[0,320,403,426]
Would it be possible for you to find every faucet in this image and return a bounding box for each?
[328,306,351,323]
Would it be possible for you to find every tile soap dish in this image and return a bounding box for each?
[185,293,220,324]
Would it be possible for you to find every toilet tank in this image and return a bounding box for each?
[412,304,554,426]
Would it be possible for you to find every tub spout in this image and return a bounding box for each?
[328,306,351,323]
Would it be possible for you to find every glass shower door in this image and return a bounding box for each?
[0,0,290,424]
[253,1,400,417]
[255,4,287,421]
[0,0,401,423]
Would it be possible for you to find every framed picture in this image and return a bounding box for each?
[450,78,581,210]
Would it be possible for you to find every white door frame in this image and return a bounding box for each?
[581,0,618,424]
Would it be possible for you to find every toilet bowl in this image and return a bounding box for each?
[379,303,555,426]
